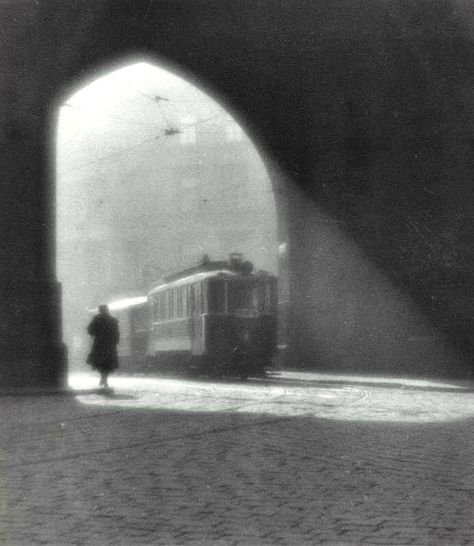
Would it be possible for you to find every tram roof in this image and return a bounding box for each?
[148,269,276,295]
[147,269,240,295]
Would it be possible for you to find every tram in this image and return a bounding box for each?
[99,254,278,378]
[105,296,150,369]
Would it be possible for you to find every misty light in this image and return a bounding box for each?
[56,61,278,371]
[70,371,474,424]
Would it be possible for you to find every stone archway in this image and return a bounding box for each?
[2,0,474,388]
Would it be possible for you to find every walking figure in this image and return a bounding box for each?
[87,304,120,388]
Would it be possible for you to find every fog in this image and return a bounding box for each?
[56,62,277,367]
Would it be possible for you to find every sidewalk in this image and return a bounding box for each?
[0,370,473,545]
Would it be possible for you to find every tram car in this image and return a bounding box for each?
[104,296,150,369]
[147,254,278,377]
[98,254,278,378]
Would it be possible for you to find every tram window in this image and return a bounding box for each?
[177,287,183,317]
[195,283,202,314]
[231,282,260,310]
[182,286,187,316]
[194,284,199,314]
[190,284,198,314]
[208,279,226,313]
[159,293,164,320]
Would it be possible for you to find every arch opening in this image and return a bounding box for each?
[56,60,282,375]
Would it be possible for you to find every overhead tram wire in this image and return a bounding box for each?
[61,102,165,131]
[59,114,234,177]
[58,114,225,178]
[125,83,177,133]
[63,96,226,134]
[59,88,235,177]
[182,114,224,127]
[125,83,211,104]
[58,133,167,177]
[60,98,182,177]
[124,83,229,133]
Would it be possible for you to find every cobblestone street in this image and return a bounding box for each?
[1,370,474,545]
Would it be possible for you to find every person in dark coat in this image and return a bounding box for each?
[87,304,120,388]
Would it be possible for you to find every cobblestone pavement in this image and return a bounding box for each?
[1,370,474,545]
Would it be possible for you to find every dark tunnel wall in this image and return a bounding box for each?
[1,0,474,386]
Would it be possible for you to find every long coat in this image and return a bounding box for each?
[87,313,120,372]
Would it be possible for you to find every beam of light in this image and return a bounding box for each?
[69,371,474,424]
[282,189,464,378]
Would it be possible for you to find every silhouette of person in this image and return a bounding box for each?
[87,304,120,388]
